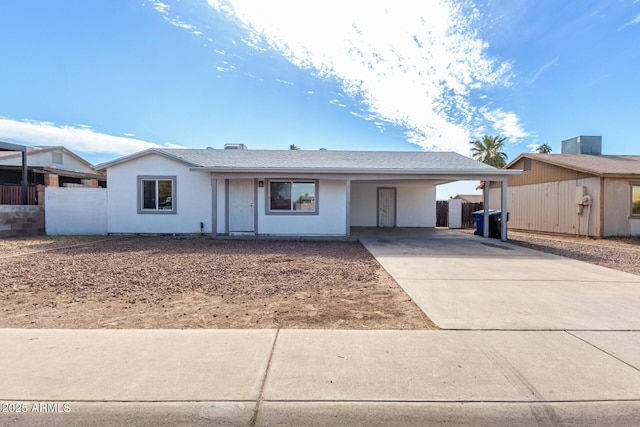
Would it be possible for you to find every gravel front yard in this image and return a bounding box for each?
[506,231,640,276]
[2,231,637,330]
[0,236,435,330]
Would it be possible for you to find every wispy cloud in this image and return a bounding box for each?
[525,57,559,85]
[208,0,521,154]
[482,108,529,143]
[620,14,640,30]
[0,118,183,157]
[527,143,542,152]
[152,1,200,34]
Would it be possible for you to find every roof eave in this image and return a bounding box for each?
[188,167,520,175]
[0,141,27,152]
[95,148,201,170]
[510,153,614,177]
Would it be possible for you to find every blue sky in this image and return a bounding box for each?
[1,0,639,198]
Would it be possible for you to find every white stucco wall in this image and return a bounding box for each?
[448,198,462,229]
[254,179,347,236]
[106,154,213,234]
[45,188,107,235]
[350,181,436,227]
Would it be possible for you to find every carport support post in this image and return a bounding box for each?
[345,179,351,238]
[501,180,508,241]
[21,150,28,205]
[482,181,489,238]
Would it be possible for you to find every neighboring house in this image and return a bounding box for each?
[95,146,518,238]
[451,194,484,204]
[0,146,106,189]
[487,136,640,237]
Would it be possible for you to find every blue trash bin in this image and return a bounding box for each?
[472,210,495,236]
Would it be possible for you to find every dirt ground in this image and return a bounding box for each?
[505,231,640,276]
[458,228,640,276]
[0,236,435,330]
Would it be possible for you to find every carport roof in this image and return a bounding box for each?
[96,148,519,179]
[0,141,27,152]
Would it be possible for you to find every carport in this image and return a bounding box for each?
[0,141,28,205]
[348,170,519,242]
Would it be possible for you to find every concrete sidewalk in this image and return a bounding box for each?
[2,230,640,425]
[2,328,640,426]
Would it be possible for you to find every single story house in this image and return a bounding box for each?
[487,138,640,237]
[95,146,519,239]
[0,145,106,189]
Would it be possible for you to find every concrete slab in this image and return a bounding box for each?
[399,279,640,330]
[0,329,276,401]
[571,331,640,369]
[0,402,255,427]
[257,401,640,427]
[367,252,640,282]
[360,235,543,259]
[360,231,640,330]
[263,330,640,402]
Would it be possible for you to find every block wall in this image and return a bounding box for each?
[0,205,45,237]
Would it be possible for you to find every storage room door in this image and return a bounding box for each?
[378,187,396,227]
[229,179,254,232]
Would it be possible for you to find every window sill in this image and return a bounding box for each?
[138,210,177,215]
[266,210,318,216]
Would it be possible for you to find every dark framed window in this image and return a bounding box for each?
[631,183,640,217]
[137,176,176,214]
[267,180,317,214]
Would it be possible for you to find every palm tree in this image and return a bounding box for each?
[289,144,299,150]
[469,135,508,168]
[537,143,552,154]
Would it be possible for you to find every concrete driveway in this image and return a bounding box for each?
[358,228,640,330]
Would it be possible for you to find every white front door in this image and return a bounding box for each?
[229,179,254,232]
[378,187,396,227]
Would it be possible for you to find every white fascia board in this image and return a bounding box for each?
[189,166,520,176]
[198,171,519,182]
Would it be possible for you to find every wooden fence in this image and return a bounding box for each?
[436,200,483,228]
[436,200,449,227]
[0,184,38,205]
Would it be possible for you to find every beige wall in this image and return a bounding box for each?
[603,178,640,236]
[490,177,601,236]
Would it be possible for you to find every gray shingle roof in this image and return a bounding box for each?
[158,148,497,171]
